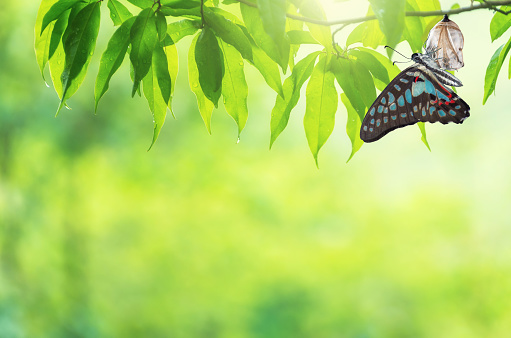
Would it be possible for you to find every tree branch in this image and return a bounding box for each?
[233,0,511,26]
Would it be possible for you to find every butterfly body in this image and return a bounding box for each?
[360,53,470,143]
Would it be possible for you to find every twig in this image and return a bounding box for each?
[232,0,511,27]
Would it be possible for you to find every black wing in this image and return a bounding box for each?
[360,65,470,143]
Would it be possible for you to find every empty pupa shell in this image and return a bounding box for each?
[425,15,464,70]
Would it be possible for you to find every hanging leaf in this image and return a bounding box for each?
[35,0,60,81]
[164,20,200,45]
[95,16,136,112]
[240,3,289,73]
[490,6,511,42]
[188,35,215,133]
[297,0,332,50]
[107,0,132,26]
[402,0,424,52]
[257,0,287,48]
[331,57,366,119]
[348,49,389,85]
[204,9,253,62]
[417,122,431,151]
[341,94,363,163]
[129,7,158,97]
[48,9,71,60]
[57,2,101,114]
[483,37,511,104]
[126,0,153,9]
[270,51,320,148]
[219,41,249,137]
[143,45,175,149]
[164,43,178,112]
[195,26,224,107]
[369,0,405,55]
[156,12,168,42]
[304,55,338,167]
[40,0,82,34]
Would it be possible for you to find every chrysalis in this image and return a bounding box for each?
[425,15,464,70]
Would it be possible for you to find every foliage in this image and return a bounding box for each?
[34,0,511,164]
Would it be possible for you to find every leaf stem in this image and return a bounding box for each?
[232,0,511,27]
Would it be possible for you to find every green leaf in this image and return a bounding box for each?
[490,6,511,42]
[341,94,363,162]
[107,0,132,25]
[195,26,224,107]
[270,51,320,148]
[346,13,386,49]
[331,57,365,119]
[415,0,441,41]
[257,0,286,47]
[240,3,289,73]
[251,45,284,98]
[369,0,405,54]
[219,41,249,137]
[164,20,200,45]
[142,63,168,150]
[153,46,172,106]
[304,55,338,167]
[351,61,376,109]
[57,2,101,114]
[40,0,82,35]
[35,0,60,81]
[357,47,400,78]
[129,8,158,97]
[48,9,70,60]
[403,0,424,52]
[188,35,215,133]
[287,30,320,45]
[126,0,153,9]
[161,0,200,8]
[159,6,201,17]
[95,16,136,112]
[204,9,253,62]
[297,0,332,50]
[164,44,178,112]
[417,122,431,151]
[483,37,511,104]
[349,49,389,86]
[156,12,168,42]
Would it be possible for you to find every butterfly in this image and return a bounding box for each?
[360,52,470,143]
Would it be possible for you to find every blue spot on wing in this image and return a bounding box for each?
[394,84,401,91]
[438,111,446,117]
[429,106,436,114]
[400,113,407,118]
[369,107,375,116]
[397,96,405,107]
[388,92,395,104]
[425,80,436,94]
[449,110,456,116]
[412,82,425,96]
[390,103,397,111]
[381,97,386,104]
[405,89,412,103]
[378,106,383,113]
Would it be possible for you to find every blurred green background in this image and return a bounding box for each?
[2,0,511,337]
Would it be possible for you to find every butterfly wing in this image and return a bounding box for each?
[360,65,470,143]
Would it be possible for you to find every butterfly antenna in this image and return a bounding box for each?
[384,45,411,60]
[392,60,412,66]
